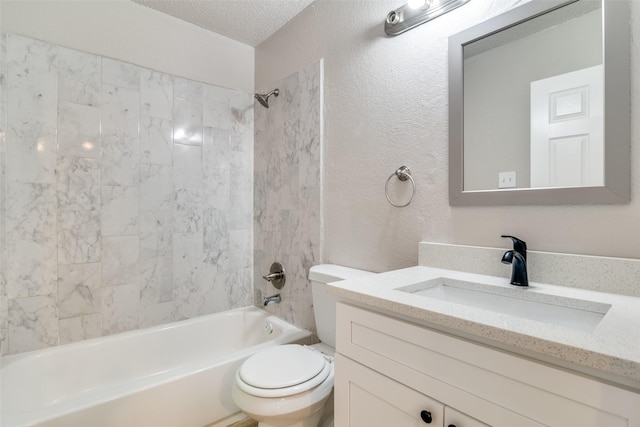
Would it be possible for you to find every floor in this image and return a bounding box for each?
[228,417,258,427]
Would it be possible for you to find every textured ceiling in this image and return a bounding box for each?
[132,0,314,47]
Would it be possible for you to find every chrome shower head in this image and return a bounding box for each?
[255,88,279,108]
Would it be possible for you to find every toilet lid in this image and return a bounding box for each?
[239,344,326,389]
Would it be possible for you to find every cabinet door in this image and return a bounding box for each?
[445,407,489,427]
[335,354,444,427]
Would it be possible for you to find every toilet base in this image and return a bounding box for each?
[317,393,334,427]
[246,391,333,427]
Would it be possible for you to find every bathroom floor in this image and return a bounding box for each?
[228,417,258,427]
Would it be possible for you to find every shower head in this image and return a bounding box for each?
[255,88,279,108]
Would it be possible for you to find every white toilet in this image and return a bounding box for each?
[232,264,374,427]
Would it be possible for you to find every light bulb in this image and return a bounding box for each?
[174,128,185,140]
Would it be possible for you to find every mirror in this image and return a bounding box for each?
[449,0,630,206]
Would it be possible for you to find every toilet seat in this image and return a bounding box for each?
[236,344,332,398]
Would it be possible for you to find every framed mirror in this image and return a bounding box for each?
[449,0,630,206]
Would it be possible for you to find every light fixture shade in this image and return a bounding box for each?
[407,0,427,9]
[385,0,471,36]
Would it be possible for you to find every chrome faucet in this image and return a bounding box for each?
[263,271,284,282]
[263,294,281,306]
[501,235,528,287]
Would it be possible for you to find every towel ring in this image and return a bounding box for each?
[385,166,415,208]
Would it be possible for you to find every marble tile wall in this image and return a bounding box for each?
[1,33,8,354]
[0,34,254,355]
[254,61,322,334]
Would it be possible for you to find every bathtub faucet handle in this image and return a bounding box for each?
[263,272,284,281]
[262,262,286,289]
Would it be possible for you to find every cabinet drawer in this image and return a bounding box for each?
[337,303,639,427]
[445,407,489,427]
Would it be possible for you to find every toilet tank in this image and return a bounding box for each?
[308,264,376,348]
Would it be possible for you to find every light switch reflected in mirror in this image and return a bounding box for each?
[448,0,630,206]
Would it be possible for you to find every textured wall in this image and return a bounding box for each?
[256,0,640,272]
[0,0,254,92]
[253,61,322,334]
[0,31,6,358]
[0,34,254,355]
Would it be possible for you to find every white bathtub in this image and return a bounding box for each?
[0,307,311,427]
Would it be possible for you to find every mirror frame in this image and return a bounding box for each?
[449,0,630,206]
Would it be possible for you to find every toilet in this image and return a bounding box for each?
[232,264,375,427]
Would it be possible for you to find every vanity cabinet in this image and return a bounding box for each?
[336,353,490,427]
[444,407,488,427]
[335,354,444,426]
[334,303,640,427]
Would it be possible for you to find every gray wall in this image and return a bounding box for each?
[256,0,640,271]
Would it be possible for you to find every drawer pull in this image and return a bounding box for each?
[448,425,457,427]
[420,410,432,423]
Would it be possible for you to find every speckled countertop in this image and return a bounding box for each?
[327,265,640,390]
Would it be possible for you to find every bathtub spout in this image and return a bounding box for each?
[263,294,281,306]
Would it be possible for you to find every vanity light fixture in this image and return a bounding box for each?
[385,0,471,36]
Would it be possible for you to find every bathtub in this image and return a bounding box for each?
[1,307,311,427]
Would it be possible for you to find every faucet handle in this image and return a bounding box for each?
[263,272,284,281]
[262,262,286,289]
[501,235,527,260]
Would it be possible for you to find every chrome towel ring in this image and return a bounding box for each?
[385,166,415,208]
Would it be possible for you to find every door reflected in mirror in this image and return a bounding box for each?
[462,0,602,191]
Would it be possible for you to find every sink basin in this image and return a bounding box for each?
[397,278,611,332]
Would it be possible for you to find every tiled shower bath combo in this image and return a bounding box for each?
[0,33,256,355]
[253,61,322,335]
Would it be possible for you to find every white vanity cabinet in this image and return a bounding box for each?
[335,353,490,427]
[334,303,640,427]
[335,354,444,426]
[444,407,489,427]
